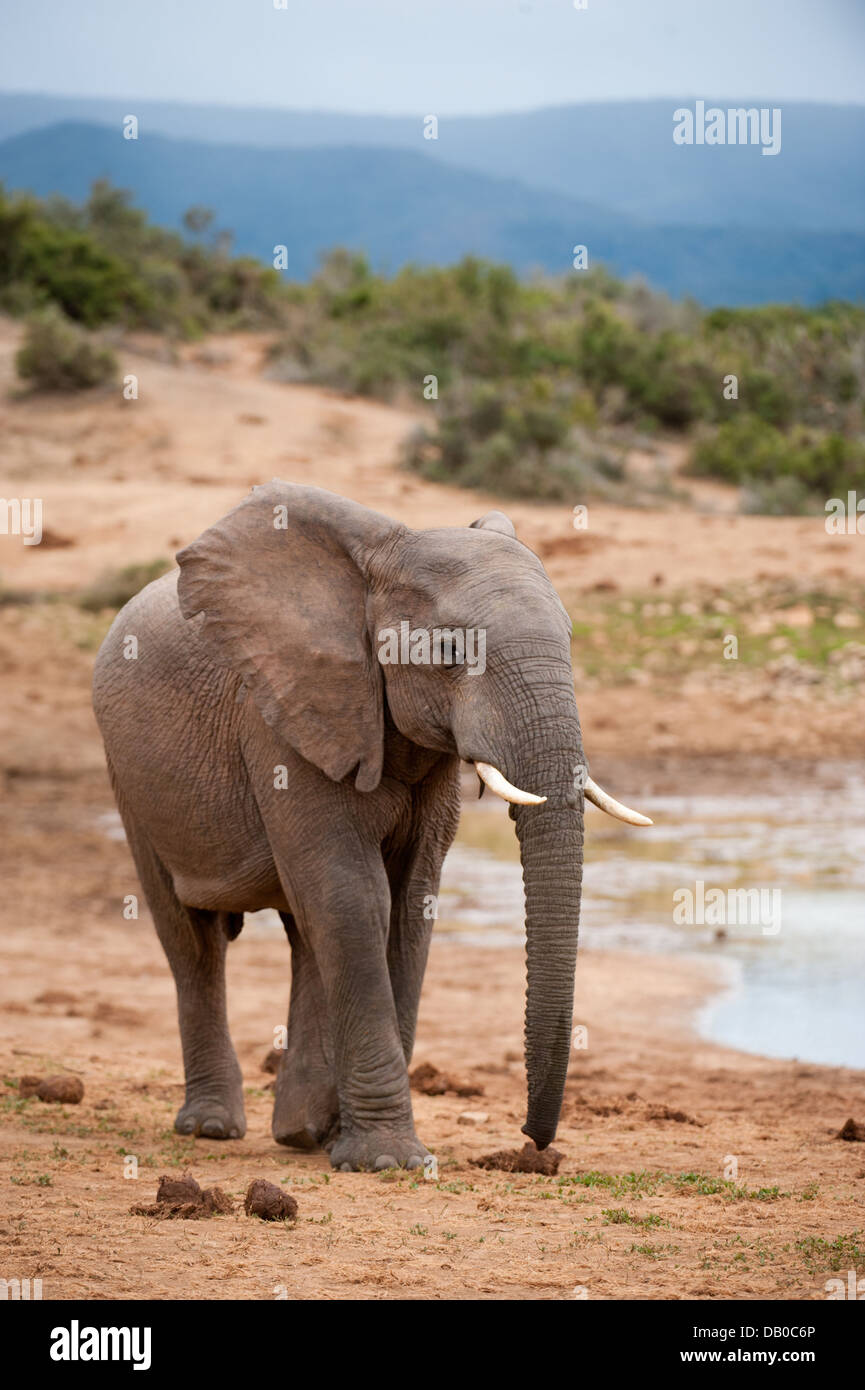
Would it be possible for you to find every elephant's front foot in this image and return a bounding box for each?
[175,1089,246,1140]
[328,1127,431,1172]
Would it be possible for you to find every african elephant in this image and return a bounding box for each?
[92,483,649,1170]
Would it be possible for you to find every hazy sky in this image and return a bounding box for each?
[1,0,864,113]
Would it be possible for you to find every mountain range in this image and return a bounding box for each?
[0,92,863,305]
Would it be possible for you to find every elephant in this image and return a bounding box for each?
[92,482,650,1171]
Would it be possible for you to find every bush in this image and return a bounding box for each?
[15,306,118,392]
[740,475,819,516]
[0,182,286,335]
[576,305,717,428]
[403,379,624,501]
[690,415,865,496]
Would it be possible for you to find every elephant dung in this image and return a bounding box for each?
[470,1141,564,1176]
[131,1172,234,1220]
[156,1173,205,1205]
[20,1074,85,1104]
[410,1062,484,1099]
[261,1047,284,1075]
[837,1117,865,1142]
[244,1179,298,1222]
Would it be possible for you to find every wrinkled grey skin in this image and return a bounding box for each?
[92,483,584,1170]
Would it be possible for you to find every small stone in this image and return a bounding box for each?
[781,605,813,629]
[838,1118,865,1142]
[457,1111,490,1126]
[244,1179,298,1222]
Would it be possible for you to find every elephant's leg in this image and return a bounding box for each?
[387,761,461,1063]
[386,869,435,1066]
[271,840,428,1172]
[122,815,246,1139]
[271,913,339,1149]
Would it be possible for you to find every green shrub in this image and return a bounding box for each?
[403,379,624,501]
[15,306,118,392]
[0,181,286,336]
[691,415,865,496]
[576,305,716,427]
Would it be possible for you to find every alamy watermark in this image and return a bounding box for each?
[0,497,42,545]
[673,880,782,935]
[50,1321,151,1370]
[825,492,865,534]
[1,1276,43,1299]
[673,102,781,157]
[377,621,486,675]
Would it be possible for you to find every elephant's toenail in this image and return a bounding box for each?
[374,1154,397,1171]
[407,1155,425,1170]
[339,1162,352,1172]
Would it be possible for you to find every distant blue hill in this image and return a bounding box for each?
[1,91,863,231]
[0,121,862,305]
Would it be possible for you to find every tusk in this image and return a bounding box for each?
[475,762,547,806]
[584,775,653,826]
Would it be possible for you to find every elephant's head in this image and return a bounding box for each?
[177,482,650,1149]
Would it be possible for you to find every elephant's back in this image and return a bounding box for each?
[92,567,227,752]
[94,569,183,715]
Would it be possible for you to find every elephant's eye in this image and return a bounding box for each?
[431,632,463,667]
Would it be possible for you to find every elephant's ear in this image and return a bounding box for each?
[470,510,517,538]
[177,482,403,793]
[471,507,571,633]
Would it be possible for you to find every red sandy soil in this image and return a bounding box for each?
[1,321,863,1299]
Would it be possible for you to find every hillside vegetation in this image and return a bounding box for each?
[271,250,865,510]
[0,179,283,335]
[2,183,863,511]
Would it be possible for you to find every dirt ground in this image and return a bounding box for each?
[1,319,863,1300]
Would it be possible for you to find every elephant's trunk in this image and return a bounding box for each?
[504,712,583,1150]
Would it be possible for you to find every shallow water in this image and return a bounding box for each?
[98,773,865,1068]
[443,776,865,1069]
